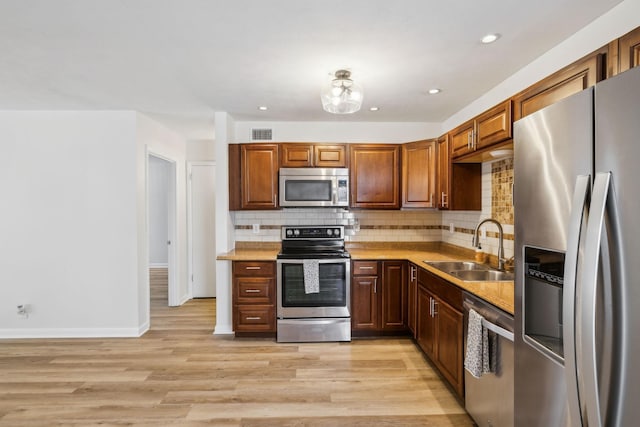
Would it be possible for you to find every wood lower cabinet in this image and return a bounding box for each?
[232,261,276,335]
[229,144,279,210]
[350,145,401,209]
[416,267,464,398]
[351,260,408,333]
[407,263,418,337]
[402,139,437,208]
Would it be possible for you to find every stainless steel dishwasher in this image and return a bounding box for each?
[463,292,514,427]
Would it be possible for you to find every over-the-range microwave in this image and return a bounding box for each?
[279,167,349,208]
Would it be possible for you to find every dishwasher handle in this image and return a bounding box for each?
[482,318,514,342]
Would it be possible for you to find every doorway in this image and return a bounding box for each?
[188,162,216,298]
[148,153,178,309]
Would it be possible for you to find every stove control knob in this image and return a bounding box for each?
[326,229,333,236]
[293,229,300,236]
[334,228,341,236]
[286,229,293,236]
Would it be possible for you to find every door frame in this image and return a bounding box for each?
[146,149,179,307]
[187,161,216,298]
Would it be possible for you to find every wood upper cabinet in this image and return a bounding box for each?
[619,27,640,73]
[350,144,400,209]
[280,143,347,168]
[436,134,450,210]
[351,260,407,333]
[402,139,437,208]
[229,144,279,210]
[513,49,606,121]
[450,99,512,160]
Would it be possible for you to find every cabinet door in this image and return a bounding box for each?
[407,264,418,337]
[280,143,313,167]
[351,275,379,330]
[240,144,279,209]
[314,144,347,168]
[475,100,512,150]
[619,27,640,72]
[513,50,606,120]
[450,120,475,159]
[381,261,407,331]
[350,145,400,209]
[435,299,464,397]
[416,285,436,360]
[402,140,436,208]
[436,134,450,210]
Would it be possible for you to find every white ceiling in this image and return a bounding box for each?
[0,0,623,140]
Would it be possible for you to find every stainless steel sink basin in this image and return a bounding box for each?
[424,261,491,272]
[449,269,514,282]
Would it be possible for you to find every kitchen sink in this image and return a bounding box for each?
[424,260,514,282]
[450,269,514,282]
[423,261,491,272]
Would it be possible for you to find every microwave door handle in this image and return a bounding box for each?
[563,174,590,427]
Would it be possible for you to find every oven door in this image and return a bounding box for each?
[277,258,350,318]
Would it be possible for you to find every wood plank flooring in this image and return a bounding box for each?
[0,268,473,426]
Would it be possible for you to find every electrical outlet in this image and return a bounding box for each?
[17,304,29,319]
[449,223,454,233]
[252,224,260,234]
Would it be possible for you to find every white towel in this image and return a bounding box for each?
[303,259,320,294]
[464,308,490,378]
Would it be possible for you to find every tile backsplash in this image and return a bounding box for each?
[232,157,515,259]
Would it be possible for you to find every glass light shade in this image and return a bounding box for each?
[321,71,363,114]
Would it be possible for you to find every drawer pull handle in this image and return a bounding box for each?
[245,289,261,293]
[359,266,374,270]
[245,266,261,270]
[245,316,261,320]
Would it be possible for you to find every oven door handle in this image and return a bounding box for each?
[481,318,514,342]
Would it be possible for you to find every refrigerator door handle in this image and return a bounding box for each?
[580,171,612,427]
[563,174,590,427]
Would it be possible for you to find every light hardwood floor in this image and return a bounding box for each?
[0,268,473,426]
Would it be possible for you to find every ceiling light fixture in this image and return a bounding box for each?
[258,106,268,111]
[481,33,500,44]
[321,69,363,114]
[428,88,441,95]
[370,107,379,111]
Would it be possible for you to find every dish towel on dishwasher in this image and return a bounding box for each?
[303,259,320,294]
[464,308,490,378]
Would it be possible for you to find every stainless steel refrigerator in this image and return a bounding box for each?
[513,65,640,426]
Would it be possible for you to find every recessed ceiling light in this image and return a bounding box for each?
[258,106,268,111]
[481,33,500,44]
[369,107,379,111]
[428,88,441,95]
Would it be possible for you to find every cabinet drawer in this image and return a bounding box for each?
[233,261,275,276]
[234,305,275,332]
[353,261,379,276]
[234,277,274,304]
[418,268,463,311]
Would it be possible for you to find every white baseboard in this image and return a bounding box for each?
[138,320,150,336]
[213,324,234,335]
[149,263,168,268]
[0,327,144,339]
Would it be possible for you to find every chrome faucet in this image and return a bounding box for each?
[472,218,506,271]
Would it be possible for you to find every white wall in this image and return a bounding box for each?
[442,0,640,131]
[235,121,441,143]
[0,111,141,337]
[148,155,169,265]
[187,139,215,161]
[0,111,187,338]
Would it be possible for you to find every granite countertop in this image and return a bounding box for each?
[217,242,514,315]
